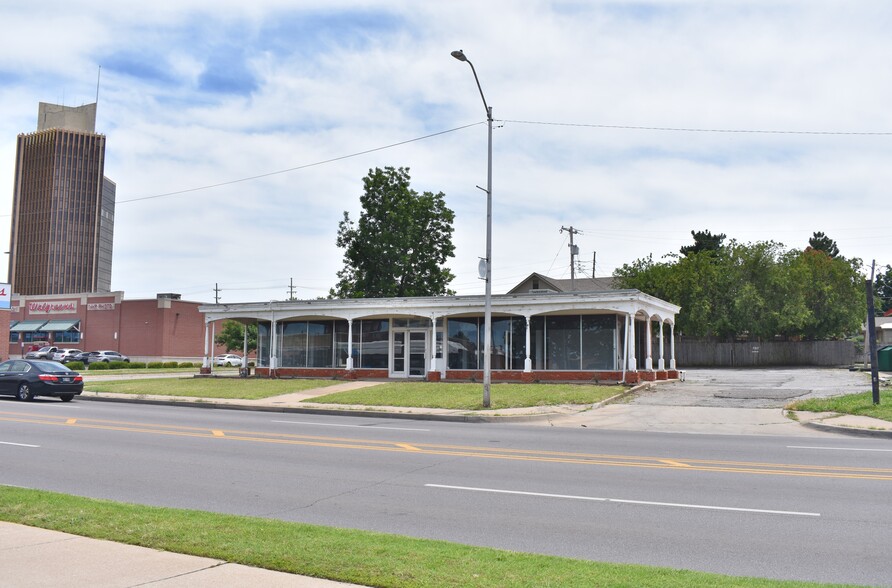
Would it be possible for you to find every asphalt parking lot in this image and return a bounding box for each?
[543,367,879,436]
[629,367,873,409]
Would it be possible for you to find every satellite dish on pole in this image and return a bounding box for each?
[478,258,488,280]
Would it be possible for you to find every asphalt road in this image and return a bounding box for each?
[2,396,891,585]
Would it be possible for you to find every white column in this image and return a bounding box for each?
[429,317,437,372]
[346,319,354,370]
[202,320,210,368]
[658,321,665,370]
[644,317,653,370]
[270,319,278,370]
[209,321,215,373]
[670,323,677,369]
[242,324,248,369]
[628,314,637,371]
[524,316,532,372]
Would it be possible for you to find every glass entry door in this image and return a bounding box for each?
[391,329,428,378]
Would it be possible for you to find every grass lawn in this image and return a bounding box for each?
[787,389,892,422]
[83,377,341,400]
[306,381,627,410]
[0,486,838,588]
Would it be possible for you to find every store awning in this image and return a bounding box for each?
[37,320,81,332]
[10,320,48,332]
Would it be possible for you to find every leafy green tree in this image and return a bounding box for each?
[331,167,456,298]
[807,231,840,258]
[214,320,257,353]
[679,229,726,257]
[615,238,864,340]
[874,264,892,315]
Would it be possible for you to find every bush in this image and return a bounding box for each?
[178,362,195,368]
[67,361,85,371]
[107,361,130,370]
[88,362,110,370]
[162,361,179,369]
[147,362,164,369]
[128,362,147,369]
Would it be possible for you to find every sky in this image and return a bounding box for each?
[1,1,890,304]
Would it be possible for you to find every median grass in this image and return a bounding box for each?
[786,389,892,423]
[0,486,842,588]
[83,377,341,400]
[307,382,626,410]
[81,376,625,408]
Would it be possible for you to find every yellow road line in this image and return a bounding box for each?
[3,412,892,481]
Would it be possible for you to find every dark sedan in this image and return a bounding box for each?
[0,359,84,402]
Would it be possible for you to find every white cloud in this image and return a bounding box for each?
[1,1,890,302]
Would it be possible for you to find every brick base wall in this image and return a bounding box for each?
[251,367,681,384]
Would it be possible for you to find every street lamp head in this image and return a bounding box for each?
[451,50,468,62]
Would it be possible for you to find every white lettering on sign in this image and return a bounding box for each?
[87,303,116,311]
[28,301,77,314]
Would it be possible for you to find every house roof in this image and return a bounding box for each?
[506,272,617,294]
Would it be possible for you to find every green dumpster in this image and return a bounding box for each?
[877,345,892,372]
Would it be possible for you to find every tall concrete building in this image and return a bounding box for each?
[9,102,116,295]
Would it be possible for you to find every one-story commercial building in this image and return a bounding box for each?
[5,291,216,362]
[199,282,681,383]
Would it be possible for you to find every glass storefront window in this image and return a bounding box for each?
[546,315,581,370]
[280,322,308,367]
[360,319,389,369]
[307,321,334,367]
[447,318,478,369]
[53,331,81,343]
[581,315,615,370]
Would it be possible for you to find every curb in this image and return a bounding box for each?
[800,420,892,439]
[78,394,568,424]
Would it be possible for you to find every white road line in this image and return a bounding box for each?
[0,441,40,448]
[788,445,892,453]
[425,484,820,517]
[272,420,430,432]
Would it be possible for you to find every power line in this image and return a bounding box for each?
[499,119,892,136]
[118,122,485,204]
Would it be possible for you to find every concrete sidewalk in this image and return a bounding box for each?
[0,522,359,587]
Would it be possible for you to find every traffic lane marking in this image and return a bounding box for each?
[788,445,892,453]
[271,420,430,432]
[2,412,892,480]
[0,441,40,448]
[425,484,821,517]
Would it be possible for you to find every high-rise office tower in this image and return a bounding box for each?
[9,102,116,295]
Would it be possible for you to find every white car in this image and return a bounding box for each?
[53,348,84,363]
[214,354,243,367]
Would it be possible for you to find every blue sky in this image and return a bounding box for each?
[1,1,890,303]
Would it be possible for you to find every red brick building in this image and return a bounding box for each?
[4,291,221,361]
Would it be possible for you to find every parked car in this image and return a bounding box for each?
[68,351,92,364]
[53,348,84,363]
[24,346,58,360]
[214,354,243,367]
[83,350,130,364]
[0,359,83,402]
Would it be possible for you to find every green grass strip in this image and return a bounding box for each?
[307,382,625,410]
[0,487,850,588]
[787,390,892,422]
[83,378,341,400]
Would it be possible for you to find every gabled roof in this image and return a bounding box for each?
[506,272,616,294]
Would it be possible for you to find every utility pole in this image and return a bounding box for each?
[560,226,580,289]
[214,283,221,304]
[866,260,880,405]
[287,278,297,301]
[592,251,597,278]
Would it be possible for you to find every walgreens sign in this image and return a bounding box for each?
[28,300,78,314]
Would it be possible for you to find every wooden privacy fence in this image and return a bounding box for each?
[676,339,857,367]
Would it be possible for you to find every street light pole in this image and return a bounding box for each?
[452,49,493,408]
